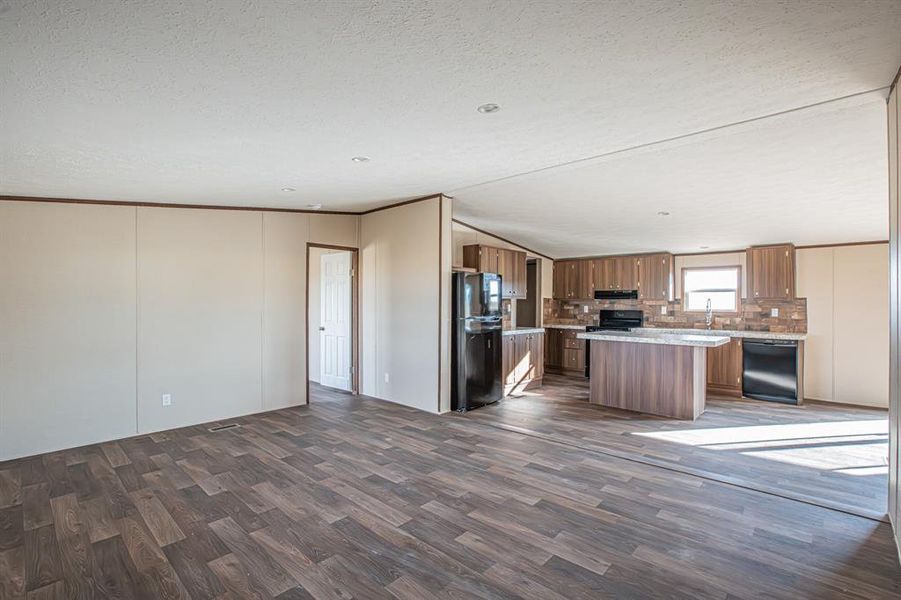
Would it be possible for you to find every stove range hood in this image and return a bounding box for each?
[594,289,639,300]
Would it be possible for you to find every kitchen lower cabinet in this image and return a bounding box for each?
[503,331,544,395]
[706,338,743,397]
[544,329,586,377]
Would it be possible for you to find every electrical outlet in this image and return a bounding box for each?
[161,393,172,407]
[384,373,390,384]
[583,305,589,313]
[660,305,667,315]
[770,308,779,317]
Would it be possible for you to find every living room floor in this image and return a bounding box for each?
[0,382,897,599]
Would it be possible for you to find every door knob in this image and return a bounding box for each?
[319,326,326,331]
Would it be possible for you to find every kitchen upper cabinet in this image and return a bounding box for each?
[499,248,527,298]
[462,244,527,298]
[463,244,498,274]
[553,260,592,299]
[594,256,639,291]
[503,331,544,395]
[707,338,743,396]
[637,253,673,300]
[747,244,795,299]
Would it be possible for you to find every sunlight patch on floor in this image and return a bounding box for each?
[632,419,888,473]
[632,420,886,446]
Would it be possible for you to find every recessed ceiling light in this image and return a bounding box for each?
[307,204,322,210]
[477,103,500,114]
[700,246,709,249]
[351,156,370,163]
[281,187,296,192]
[657,211,670,216]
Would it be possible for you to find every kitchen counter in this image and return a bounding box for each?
[580,330,727,420]
[577,330,730,348]
[502,327,545,336]
[642,327,806,341]
[545,322,805,340]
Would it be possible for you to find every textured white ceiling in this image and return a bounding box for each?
[1,1,900,254]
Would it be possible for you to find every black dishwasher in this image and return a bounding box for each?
[742,339,799,404]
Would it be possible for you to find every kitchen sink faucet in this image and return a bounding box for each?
[705,298,713,329]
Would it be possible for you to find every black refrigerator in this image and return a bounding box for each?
[451,272,503,411]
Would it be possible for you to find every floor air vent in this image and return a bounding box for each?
[208,423,240,432]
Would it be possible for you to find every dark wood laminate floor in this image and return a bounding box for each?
[0,382,898,599]
[468,374,889,519]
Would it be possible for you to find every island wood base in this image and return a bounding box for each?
[589,339,707,419]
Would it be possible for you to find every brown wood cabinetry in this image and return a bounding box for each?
[544,328,563,368]
[553,252,674,301]
[637,253,673,300]
[747,244,795,299]
[503,331,544,395]
[706,338,743,397]
[545,328,585,375]
[553,260,592,299]
[593,256,639,291]
[462,244,527,298]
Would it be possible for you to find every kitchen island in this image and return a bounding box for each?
[577,330,730,419]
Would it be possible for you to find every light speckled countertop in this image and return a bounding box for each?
[545,323,805,341]
[502,327,545,336]
[577,330,730,347]
[643,327,806,341]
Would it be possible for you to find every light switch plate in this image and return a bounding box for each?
[660,306,667,315]
[583,305,589,313]
[161,393,172,407]
[770,308,779,317]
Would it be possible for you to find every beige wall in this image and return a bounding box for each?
[0,202,138,460]
[361,197,444,412]
[0,201,359,460]
[795,244,889,407]
[795,247,834,402]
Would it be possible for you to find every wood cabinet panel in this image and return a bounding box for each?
[463,245,527,298]
[555,260,592,299]
[592,258,615,291]
[616,256,639,291]
[503,332,545,395]
[545,329,563,367]
[531,333,544,379]
[747,244,795,299]
[706,338,743,395]
[502,336,517,388]
[637,253,673,300]
[544,329,585,376]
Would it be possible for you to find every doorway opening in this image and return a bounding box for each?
[516,258,540,327]
[306,244,358,400]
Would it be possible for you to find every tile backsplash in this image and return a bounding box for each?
[544,297,807,333]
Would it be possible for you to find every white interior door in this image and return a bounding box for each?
[320,251,352,391]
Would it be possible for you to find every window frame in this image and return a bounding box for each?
[681,265,742,315]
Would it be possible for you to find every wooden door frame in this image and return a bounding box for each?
[306,243,359,401]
